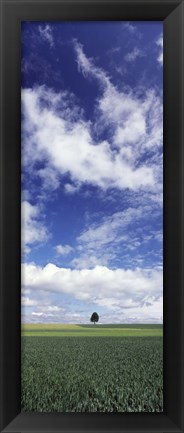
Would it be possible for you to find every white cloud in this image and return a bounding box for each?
[32,312,44,317]
[31,305,64,317]
[64,183,80,194]
[99,295,163,324]
[123,22,137,33]
[24,310,86,324]
[21,42,162,199]
[21,296,38,307]
[55,244,73,255]
[22,262,163,322]
[124,47,144,62]
[22,78,161,193]
[74,42,162,174]
[72,201,162,269]
[43,305,63,312]
[21,200,50,253]
[71,255,103,270]
[74,40,110,87]
[38,166,60,192]
[97,86,162,153]
[77,207,139,248]
[38,24,54,48]
[156,35,163,66]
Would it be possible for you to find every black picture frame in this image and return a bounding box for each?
[0,0,184,432]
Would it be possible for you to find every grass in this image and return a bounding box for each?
[21,323,163,337]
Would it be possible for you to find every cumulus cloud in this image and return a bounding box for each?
[55,244,73,255]
[38,24,54,48]
[100,296,162,324]
[22,79,162,194]
[97,87,162,154]
[21,40,163,201]
[21,200,50,253]
[22,262,162,321]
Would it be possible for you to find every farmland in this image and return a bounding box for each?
[21,324,163,412]
[21,323,162,337]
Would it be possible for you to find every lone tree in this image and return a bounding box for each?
[90,312,99,325]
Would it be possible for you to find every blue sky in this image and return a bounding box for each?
[21,21,163,324]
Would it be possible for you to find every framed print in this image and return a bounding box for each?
[21,19,164,414]
[0,0,184,432]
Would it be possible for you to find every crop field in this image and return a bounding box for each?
[21,324,163,412]
[21,323,162,337]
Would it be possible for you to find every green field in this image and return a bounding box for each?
[21,323,163,337]
[21,324,163,412]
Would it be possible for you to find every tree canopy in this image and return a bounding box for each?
[90,312,99,325]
